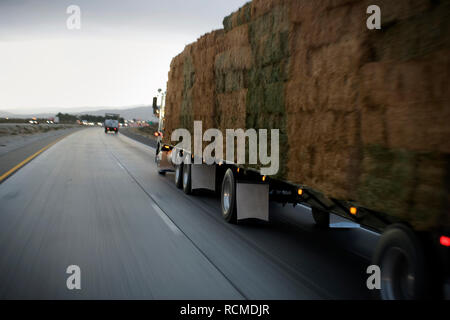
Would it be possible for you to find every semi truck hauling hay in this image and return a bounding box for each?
[155,0,450,299]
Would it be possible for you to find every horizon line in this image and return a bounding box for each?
[0,104,155,115]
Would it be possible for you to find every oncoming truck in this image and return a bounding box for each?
[155,0,450,300]
[104,113,120,134]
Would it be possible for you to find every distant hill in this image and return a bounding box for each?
[0,106,159,121]
[0,110,25,118]
[77,106,158,121]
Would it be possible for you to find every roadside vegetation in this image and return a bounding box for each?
[56,113,125,124]
[0,124,76,137]
[122,124,159,141]
[0,118,33,124]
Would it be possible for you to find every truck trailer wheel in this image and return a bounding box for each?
[312,207,329,228]
[372,224,429,300]
[182,163,192,195]
[175,164,183,189]
[221,169,237,224]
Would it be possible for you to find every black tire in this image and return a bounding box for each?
[105,129,107,134]
[221,169,237,224]
[312,207,329,228]
[174,164,183,189]
[372,224,429,300]
[182,163,192,195]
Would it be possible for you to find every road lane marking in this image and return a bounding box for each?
[108,151,248,299]
[116,161,125,170]
[110,144,329,299]
[0,132,73,183]
[108,148,181,237]
[151,202,182,236]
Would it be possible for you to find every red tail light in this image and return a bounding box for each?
[440,236,450,247]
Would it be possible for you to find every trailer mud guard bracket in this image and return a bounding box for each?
[329,214,361,229]
[192,164,216,191]
[236,183,269,222]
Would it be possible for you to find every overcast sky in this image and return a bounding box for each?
[0,0,248,114]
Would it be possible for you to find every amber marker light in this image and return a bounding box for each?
[350,207,357,215]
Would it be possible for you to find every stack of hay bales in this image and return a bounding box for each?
[163,0,450,231]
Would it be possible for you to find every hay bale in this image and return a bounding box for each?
[223,2,252,31]
[164,0,450,230]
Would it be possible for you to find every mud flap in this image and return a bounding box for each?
[157,150,173,171]
[236,183,269,221]
[191,164,216,191]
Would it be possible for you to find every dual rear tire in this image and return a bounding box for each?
[310,208,431,299]
[173,160,193,195]
[172,162,435,300]
[221,169,237,224]
[180,165,237,224]
[373,224,431,300]
[182,163,192,195]
[174,164,183,189]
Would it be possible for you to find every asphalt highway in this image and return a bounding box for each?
[0,128,378,299]
[0,128,79,180]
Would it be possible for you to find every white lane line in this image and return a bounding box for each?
[107,142,180,236]
[151,202,182,236]
[116,161,125,170]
